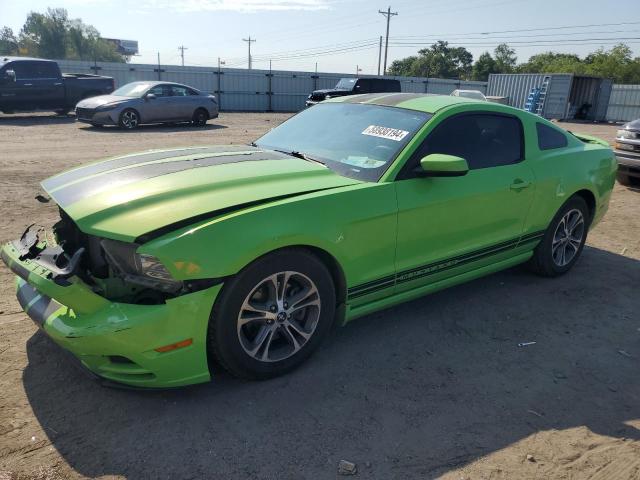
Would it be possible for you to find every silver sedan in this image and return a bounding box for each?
[75,81,219,129]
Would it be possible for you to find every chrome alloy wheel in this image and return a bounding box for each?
[552,208,585,267]
[121,110,139,128]
[237,271,321,363]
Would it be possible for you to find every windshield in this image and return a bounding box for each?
[112,82,154,97]
[255,103,431,182]
[335,78,357,90]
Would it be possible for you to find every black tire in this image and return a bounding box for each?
[527,196,590,277]
[192,108,208,127]
[617,172,640,187]
[118,109,140,129]
[54,109,70,116]
[208,249,336,380]
[89,123,103,128]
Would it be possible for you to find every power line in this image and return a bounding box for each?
[379,6,398,75]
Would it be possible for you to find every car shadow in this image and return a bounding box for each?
[21,246,640,479]
[0,113,76,126]
[78,122,228,133]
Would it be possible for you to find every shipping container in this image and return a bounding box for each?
[487,73,613,121]
[606,84,640,122]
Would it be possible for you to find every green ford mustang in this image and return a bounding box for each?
[2,93,616,387]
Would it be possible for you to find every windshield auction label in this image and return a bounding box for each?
[362,125,409,142]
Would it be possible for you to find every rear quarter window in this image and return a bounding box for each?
[536,122,569,150]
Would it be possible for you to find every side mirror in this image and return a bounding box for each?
[145,92,156,100]
[3,69,16,83]
[418,153,469,177]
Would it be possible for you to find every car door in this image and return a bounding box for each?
[169,85,196,120]
[393,111,535,294]
[142,84,174,122]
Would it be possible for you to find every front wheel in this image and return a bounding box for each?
[527,196,590,277]
[208,249,336,380]
[119,109,140,129]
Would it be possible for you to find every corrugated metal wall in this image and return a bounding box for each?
[486,73,573,119]
[606,84,640,122]
[55,59,487,112]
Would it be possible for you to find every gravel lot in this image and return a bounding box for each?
[0,112,639,480]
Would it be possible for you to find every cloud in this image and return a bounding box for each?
[142,0,331,13]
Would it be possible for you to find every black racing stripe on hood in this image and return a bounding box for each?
[42,145,257,191]
[51,151,288,208]
[341,92,429,106]
[136,187,343,244]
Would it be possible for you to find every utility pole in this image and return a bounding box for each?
[242,36,256,69]
[378,6,398,75]
[157,52,161,80]
[356,65,362,77]
[217,57,225,111]
[377,35,383,76]
[178,45,188,66]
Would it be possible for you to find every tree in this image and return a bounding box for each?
[472,52,498,81]
[0,8,125,62]
[0,27,19,55]
[517,52,585,75]
[387,41,473,78]
[494,43,516,73]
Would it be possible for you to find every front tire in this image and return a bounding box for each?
[208,249,336,380]
[119,109,140,129]
[527,196,590,277]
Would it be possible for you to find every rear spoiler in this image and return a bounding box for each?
[569,131,610,147]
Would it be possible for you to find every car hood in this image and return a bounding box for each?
[76,95,132,109]
[623,119,640,131]
[41,145,360,242]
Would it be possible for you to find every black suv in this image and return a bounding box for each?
[306,77,401,106]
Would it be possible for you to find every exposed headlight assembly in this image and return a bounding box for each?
[101,239,181,292]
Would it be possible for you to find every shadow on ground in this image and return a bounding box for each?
[22,247,640,479]
[77,122,228,133]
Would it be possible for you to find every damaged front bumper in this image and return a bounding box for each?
[1,233,221,388]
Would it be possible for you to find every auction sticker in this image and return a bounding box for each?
[362,125,409,141]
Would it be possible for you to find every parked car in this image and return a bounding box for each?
[306,77,400,106]
[2,94,616,388]
[75,81,219,129]
[0,56,114,115]
[451,89,487,101]
[614,119,640,186]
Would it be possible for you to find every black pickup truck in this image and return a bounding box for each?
[0,57,115,114]
[306,77,401,106]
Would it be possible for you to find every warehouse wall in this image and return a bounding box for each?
[55,59,488,112]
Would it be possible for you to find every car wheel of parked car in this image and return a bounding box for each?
[528,196,589,277]
[192,108,208,127]
[208,249,336,380]
[119,109,140,129]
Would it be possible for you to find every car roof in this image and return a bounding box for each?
[328,92,484,113]
[1,56,56,66]
[121,80,193,88]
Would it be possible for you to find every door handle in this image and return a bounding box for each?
[510,179,531,191]
[23,83,33,86]
[54,82,62,86]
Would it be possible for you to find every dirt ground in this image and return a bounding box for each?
[0,112,639,480]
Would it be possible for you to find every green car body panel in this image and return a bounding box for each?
[1,94,617,387]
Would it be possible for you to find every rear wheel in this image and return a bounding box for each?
[208,249,336,380]
[527,196,589,277]
[119,109,139,129]
[192,108,208,127]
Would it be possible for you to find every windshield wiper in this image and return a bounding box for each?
[273,149,327,167]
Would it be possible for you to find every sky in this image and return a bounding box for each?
[1,0,639,74]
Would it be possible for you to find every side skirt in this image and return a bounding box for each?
[344,251,533,323]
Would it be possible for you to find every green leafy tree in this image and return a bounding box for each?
[388,41,473,78]
[0,27,19,55]
[388,56,418,76]
[472,52,498,81]
[494,43,516,73]
[0,7,125,62]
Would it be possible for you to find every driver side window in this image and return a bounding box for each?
[400,112,524,179]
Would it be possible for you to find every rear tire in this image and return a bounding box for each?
[118,109,140,129]
[192,108,208,127]
[208,249,336,380]
[527,196,590,277]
